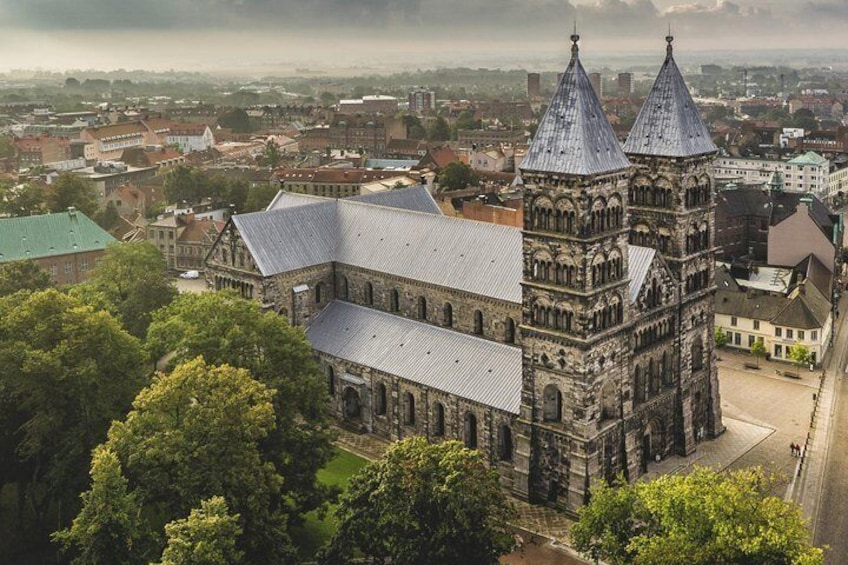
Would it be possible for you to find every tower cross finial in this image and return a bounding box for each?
[571,19,580,57]
[666,21,674,57]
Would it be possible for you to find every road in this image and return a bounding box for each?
[814,295,848,564]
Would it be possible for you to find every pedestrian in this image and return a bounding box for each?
[790,442,798,457]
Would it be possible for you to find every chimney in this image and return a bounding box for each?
[67,206,76,216]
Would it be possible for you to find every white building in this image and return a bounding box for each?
[166,124,215,154]
[715,151,830,198]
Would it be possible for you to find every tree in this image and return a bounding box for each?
[82,242,177,339]
[164,165,204,205]
[750,339,767,368]
[45,174,99,218]
[157,497,243,565]
[428,116,451,141]
[0,290,147,532]
[103,358,293,562]
[438,161,477,191]
[146,292,334,518]
[790,108,818,133]
[0,259,54,296]
[454,109,481,132]
[243,183,279,213]
[0,181,45,216]
[218,108,253,133]
[788,344,812,367]
[52,447,151,565]
[571,467,823,565]
[713,326,728,348]
[262,139,282,168]
[403,114,426,140]
[321,438,517,565]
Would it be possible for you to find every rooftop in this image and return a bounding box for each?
[0,208,115,263]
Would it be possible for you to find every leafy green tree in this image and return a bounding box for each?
[243,183,280,213]
[713,326,728,348]
[82,242,177,339]
[0,290,147,531]
[97,200,121,231]
[0,259,54,296]
[788,344,812,367]
[438,160,477,191]
[454,109,481,132]
[164,165,204,205]
[403,114,426,139]
[750,339,767,368]
[790,108,818,132]
[46,174,99,218]
[104,358,293,562]
[0,181,46,216]
[157,497,243,565]
[428,116,451,141]
[218,108,253,133]
[53,446,152,565]
[571,467,823,565]
[321,438,517,565]
[146,292,334,519]
[262,139,282,168]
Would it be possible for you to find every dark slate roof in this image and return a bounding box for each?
[267,185,441,216]
[770,192,836,239]
[715,187,770,219]
[623,38,717,158]
[771,282,831,329]
[521,36,630,176]
[306,301,522,414]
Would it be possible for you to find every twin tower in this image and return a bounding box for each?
[514,34,723,511]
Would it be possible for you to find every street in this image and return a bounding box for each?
[814,295,848,564]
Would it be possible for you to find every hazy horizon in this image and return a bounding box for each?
[0,0,846,75]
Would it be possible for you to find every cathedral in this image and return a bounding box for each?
[205,33,724,514]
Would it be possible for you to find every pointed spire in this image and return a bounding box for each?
[521,32,630,177]
[623,35,716,158]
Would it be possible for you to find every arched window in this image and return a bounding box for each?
[338,276,348,300]
[474,310,484,335]
[433,402,445,436]
[601,381,616,420]
[543,384,562,422]
[364,282,373,305]
[390,288,399,312]
[404,392,415,425]
[634,364,644,404]
[499,424,513,461]
[375,383,387,416]
[326,365,335,397]
[443,302,453,327]
[464,412,478,449]
[692,335,704,371]
[504,317,516,344]
[417,296,427,320]
[314,282,323,305]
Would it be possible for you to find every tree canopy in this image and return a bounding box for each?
[81,241,177,339]
[262,139,282,168]
[146,291,335,518]
[570,467,823,565]
[157,496,243,565]
[428,116,451,141]
[45,174,100,218]
[438,160,478,191]
[714,326,728,348]
[321,437,517,565]
[788,344,812,366]
[0,289,148,532]
[97,358,294,562]
[750,339,767,367]
[0,259,54,296]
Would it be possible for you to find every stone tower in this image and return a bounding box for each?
[623,35,724,446]
[513,32,635,512]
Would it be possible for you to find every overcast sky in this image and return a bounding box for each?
[0,1,845,73]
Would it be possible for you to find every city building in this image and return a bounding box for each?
[337,95,399,115]
[166,123,215,153]
[205,34,723,514]
[73,161,158,201]
[79,121,166,161]
[714,152,831,199]
[278,167,412,198]
[408,89,436,114]
[457,128,525,149]
[0,208,115,285]
[148,212,225,271]
[527,73,541,99]
[589,72,602,98]
[617,72,632,97]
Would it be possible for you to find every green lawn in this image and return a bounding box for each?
[292,447,369,561]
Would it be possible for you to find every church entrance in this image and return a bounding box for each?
[641,420,661,473]
[343,387,361,420]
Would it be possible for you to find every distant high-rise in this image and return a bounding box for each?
[527,73,541,98]
[617,72,632,97]
[408,89,436,114]
[589,72,602,98]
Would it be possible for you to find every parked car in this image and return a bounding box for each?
[179,270,200,279]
